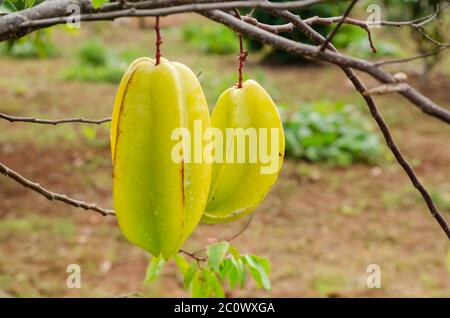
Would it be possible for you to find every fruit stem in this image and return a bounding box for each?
[155,16,163,65]
[234,10,248,89]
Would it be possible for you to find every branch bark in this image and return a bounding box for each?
[202,10,450,124]
[264,8,450,239]
[0,112,111,125]
[0,0,449,123]
[0,161,115,216]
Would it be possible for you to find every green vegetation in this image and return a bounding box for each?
[333,25,399,59]
[0,29,56,59]
[247,1,345,63]
[145,242,271,298]
[63,40,145,83]
[381,0,446,75]
[0,1,56,59]
[0,214,76,240]
[182,23,239,55]
[283,101,381,165]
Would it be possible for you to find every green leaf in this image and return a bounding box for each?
[204,268,225,298]
[0,0,18,13]
[175,254,189,275]
[229,256,246,289]
[207,241,229,271]
[143,255,166,284]
[236,257,246,288]
[244,254,271,290]
[91,0,109,9]
[24,0,36,9]
[190,270,209,298]
[183,261,198,289]
[228,245,241,259]
[228,262,239,289]
[219,258,232,280]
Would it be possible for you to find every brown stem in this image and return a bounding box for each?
[155,16,163,65]
[0,112,111,125]
[179,249,207,262]
[0,161,115,216]
[234,9,247,88]
[269,9,450,240]
[319,0,359,51]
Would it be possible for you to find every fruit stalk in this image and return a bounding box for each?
[155,16,162,65]
[233,9,247,89]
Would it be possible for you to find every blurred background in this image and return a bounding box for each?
[0,0,449,297]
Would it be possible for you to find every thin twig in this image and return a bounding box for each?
[375,45,450,67]
[226,215,253,242]
[0,161,115,216]
[191,215,254,256]
[233,9,248,88]
[363,83,409,96]
[267,9,450,240]
[0,0,448,123]
[203,10,450,124]
[13,0,326,30]
[155,16,162,65]
[377,3,449,27]
[412,3,444,27]
[414,26,448,47]
[319,0,359,52]
[179,248,207,262]
[0,112,111,125]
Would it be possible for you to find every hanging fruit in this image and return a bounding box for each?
[203,79,285,223]
[111,56,211,259]
[203,12,284,224]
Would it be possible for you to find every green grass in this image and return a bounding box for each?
[182,22,239,55]
[62,40,147,83]
[310,272,348,296]
[0,214,76,239]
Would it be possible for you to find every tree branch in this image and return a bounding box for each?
[318,0,358,51]
[264,8,450,240]
[0,161,115,216]
[202,10,450,124]
[0,0,324,40]
[0,112,111,125]
[1,1,448,123]
[374,45,450,67]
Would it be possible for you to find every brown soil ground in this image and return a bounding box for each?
[0,16,449,297]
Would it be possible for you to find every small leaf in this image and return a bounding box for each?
[144,255,166,284]
[236,258,246,288]
[228,262,239,289]
[228,245,241,259]
[204,268,225,298]
[175,254,189,275]
[219,258,232,280]
[0,0,17,13]
[190,270,209,298]
[207,241,229,271]
[244,254,271,290]
[183,261,198,289]
[91,0,109,9]
[24,0,35,9]
[229,256,246,289]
